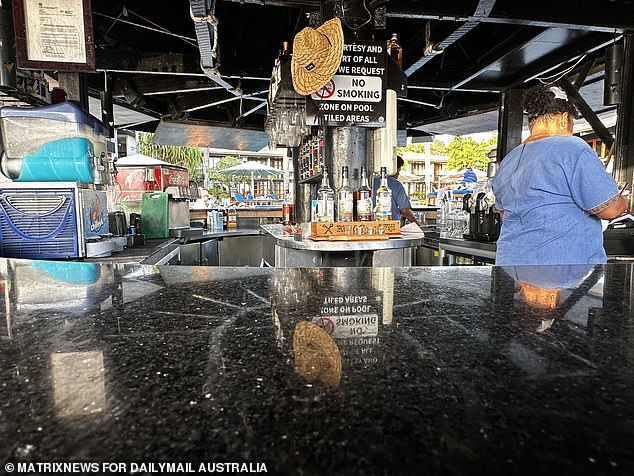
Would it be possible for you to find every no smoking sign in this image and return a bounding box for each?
[314,80,336,99]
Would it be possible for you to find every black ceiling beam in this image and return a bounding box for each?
[401,0,498,77]
[387,0,634,33]
[572,58,596,90]
[558,76,614,150]
[490,1,634,33]
[407,99,500,129]
[509,34,619,89]
[168,89,267,115]
[112,77,225,97]
[408,84,502,93]
[408,27,545,91]
[219,0,317,7]
[404,21,480,77]
[404,88,499,126]
[450,26,545,91]
[96,49,204,75]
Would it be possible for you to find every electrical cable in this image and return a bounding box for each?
[536,54,588,85]
[94,11,198,47]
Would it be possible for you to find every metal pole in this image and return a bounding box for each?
[496,88,524,161]
[614,34,634,204]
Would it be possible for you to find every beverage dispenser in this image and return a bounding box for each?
[463,161,500,242]
[0,102,112,184]
[0,102,115,259]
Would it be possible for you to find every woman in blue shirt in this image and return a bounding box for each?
[492,85,628,265]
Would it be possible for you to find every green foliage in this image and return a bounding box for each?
[397,143,426,155]
[446,135,497,171]
[397,140,448,157]
[429,140,448,156]
[207,186,230,199]
[137,132,204,180]
[208,156,242,189]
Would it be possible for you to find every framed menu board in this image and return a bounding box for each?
[12,0,95,71]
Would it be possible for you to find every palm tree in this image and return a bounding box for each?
[137,132,204,180]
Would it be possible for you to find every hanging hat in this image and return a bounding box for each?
[291,18,344,96]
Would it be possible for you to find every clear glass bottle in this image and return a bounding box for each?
[354,166,372,221]
[374,167,392,221]
[337,166,354,222]
[316,165,335,222]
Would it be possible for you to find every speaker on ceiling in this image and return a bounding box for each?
[604,43,623,106]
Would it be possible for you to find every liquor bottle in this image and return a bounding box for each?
[316,165,335,222]
[387,33,402,68]
[337,166,354,222]
[315,130,324,174]
[354,166,372,221]
[220,207,228,229]
[282,189,295,225]
[227,207,238,229]
[374,167,392,221]
[280,41,290,61]
[309,139,315,177]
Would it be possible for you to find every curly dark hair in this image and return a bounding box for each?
[522,84,579,126]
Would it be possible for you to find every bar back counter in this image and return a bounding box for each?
[1,258,633,475]
[138,225,425,267]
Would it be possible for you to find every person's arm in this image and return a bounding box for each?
[569,144,628,220]
[392,180,419,225]
[399,207,420,226]
[591,194,628,220]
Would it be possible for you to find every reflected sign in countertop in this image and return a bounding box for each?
[1,258,633,474]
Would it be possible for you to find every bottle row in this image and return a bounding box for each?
[312,165,393,223]
[298,131,324,181]
[207,208,238,231]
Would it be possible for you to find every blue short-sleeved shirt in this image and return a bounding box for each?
[492,136,619,265]
[372,176,411,220]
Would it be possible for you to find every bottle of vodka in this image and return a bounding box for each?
[354,166,372,221]
[337,166,354,222]
[316,165,335,222]
[374,167,392,221]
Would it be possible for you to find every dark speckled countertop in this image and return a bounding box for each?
[1,259,633,475]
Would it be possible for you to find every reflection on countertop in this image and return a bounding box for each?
[1,258,633,474]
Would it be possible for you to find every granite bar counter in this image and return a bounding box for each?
[1,259,634,475]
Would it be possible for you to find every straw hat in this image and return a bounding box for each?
[293,321,342,388]
[291,18,344,96]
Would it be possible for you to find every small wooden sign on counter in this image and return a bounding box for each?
[310,220,400,241]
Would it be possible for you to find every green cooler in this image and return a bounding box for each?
[141,192,169,238]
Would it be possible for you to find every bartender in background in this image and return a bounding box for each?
[492,84,628,265]
[373,155,420,226]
